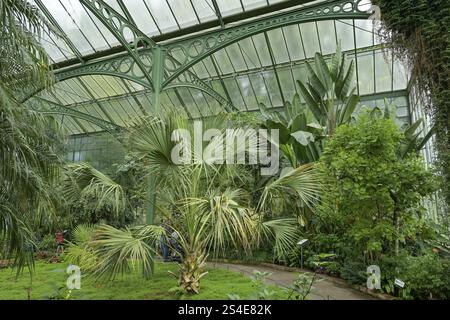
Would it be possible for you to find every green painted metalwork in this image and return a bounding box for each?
[48,0,375,119]
[55,0,234,111]
[152,46,166,113]
[164,71,235,112]
[146,174,157,225]
[162,0,371,86]
[55,52,152,89]
[30,0,376,126]
[28,97,122,134]
[80,0,156,90]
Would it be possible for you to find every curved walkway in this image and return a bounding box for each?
[212,262,377,300]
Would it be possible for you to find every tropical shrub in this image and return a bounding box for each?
[318,110,436,259]
[310,110,446,298]
[380,251,450,300]
[60,163,137,228]
[373,0,450,213]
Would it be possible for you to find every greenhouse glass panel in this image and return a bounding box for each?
[300,22,321,57]
[42,1,94,54]
[354,19,374,48]
[177,88,201,118]
[317,20,337,55]
[225,44,248,72]
[374,51,393,93]
[238,38,262,69]
[261,70,283,107]
[60,0,112,50]
[223,78,247,111]
[335,19,355,51]
[167,0,200,28]
[242,0,268,11]
[210,80,228,99]
[267,29,290,64]
[215,0,243,17]
[190,0,217,23]
[249,73,271,106]
[142,0,178,33]
[283,25,306,62]
[277,66,297,102]
[212,50,235,75]
[251,34,272,67]
[236,75,259,110]
[393,59,409,91]
[357,53,375,95]
[103,0,125,15]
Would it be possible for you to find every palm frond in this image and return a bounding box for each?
[258,163,322,212]
[63,163,126,217]
[258,218,300,261]
[91,225,159,281]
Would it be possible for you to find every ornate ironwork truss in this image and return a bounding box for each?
[43,0,371,126]
[28,97,122,134]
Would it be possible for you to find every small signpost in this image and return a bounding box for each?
[394,278,405,288]
[297,239,308,269]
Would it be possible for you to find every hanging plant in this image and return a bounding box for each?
[372,0,450,215]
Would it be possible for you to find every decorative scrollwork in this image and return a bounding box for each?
[28,98,122,133]
[56,50,153,89]
[162,0,369,86]
[80,0,155,90]
[164,70,235,112]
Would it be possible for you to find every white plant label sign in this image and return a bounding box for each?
[394,278,405,288]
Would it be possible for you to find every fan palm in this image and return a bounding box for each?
[82,113,321,293]
[0,0,62,268]
[62,163,127,218]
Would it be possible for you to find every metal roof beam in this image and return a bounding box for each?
[50,0,319,70]
[162,0,370,86]
[79,0,155,89]
[211,0,225,28]
[28,97,122,134]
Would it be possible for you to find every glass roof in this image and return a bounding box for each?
[31,0,309,64]
[26,0,410,135]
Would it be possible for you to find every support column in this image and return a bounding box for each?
[145,46,166,224]
[152,46,166,114]
[146,173,157,225]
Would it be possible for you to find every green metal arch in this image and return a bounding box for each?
[163,82,233,112]
[28,97,122,134]
[56,69,152,91]
[80,0,155,90]
[162,0,371,87]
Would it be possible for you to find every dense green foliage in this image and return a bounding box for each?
[0,0,63,267]
[318,112,435,254]
[299,111,448,299]
[260,45,359,167]
[373,0,450,215]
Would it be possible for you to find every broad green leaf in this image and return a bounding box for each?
[297,80,323,123]
[315,52,332,93]
[305,61,326,98]
[291,130,315,146]
[340,94,360,124]
[404,119,423,139]
[330,42,342,81]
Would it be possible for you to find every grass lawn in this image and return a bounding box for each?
[0,260,284,300]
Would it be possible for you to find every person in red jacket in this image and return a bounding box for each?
[55,230,64,255]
